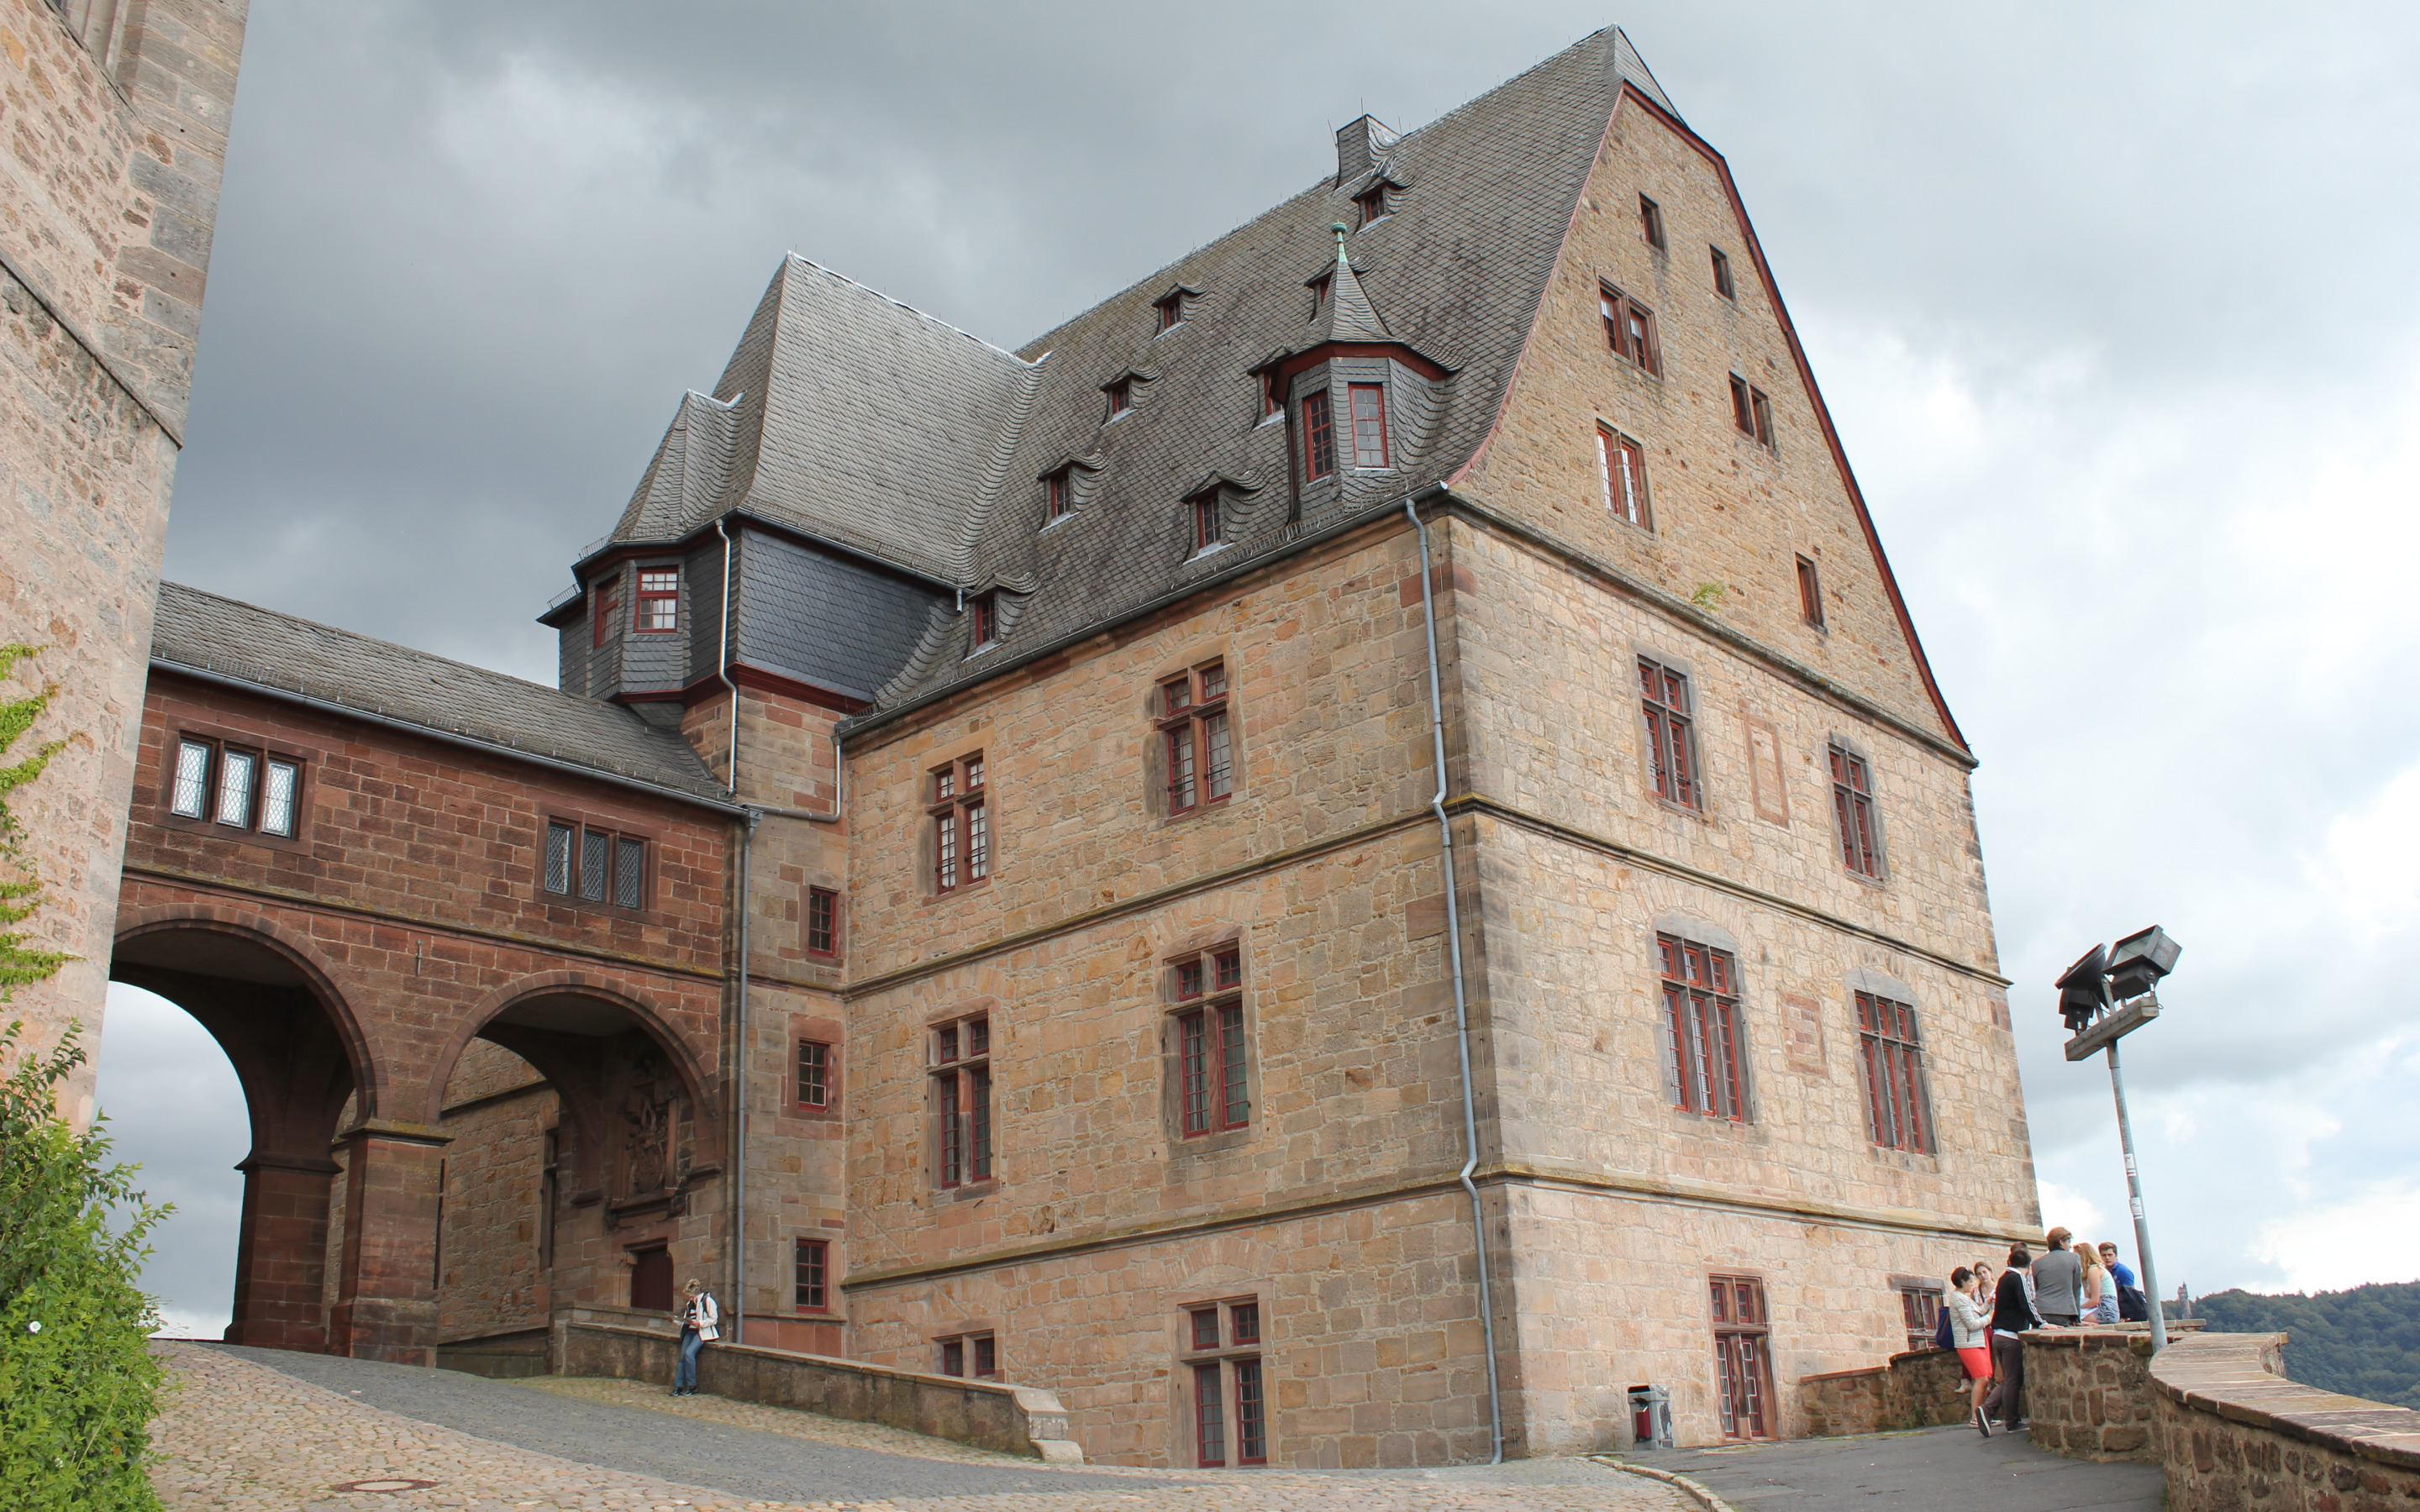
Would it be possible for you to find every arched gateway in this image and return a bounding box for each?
[118,586,740,1364]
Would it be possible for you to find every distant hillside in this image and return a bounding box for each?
[2194,1280,2420,1409]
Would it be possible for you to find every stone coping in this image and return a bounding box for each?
[2149,1331,2420,1473]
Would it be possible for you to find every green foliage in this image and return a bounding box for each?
[1690,581,1727,611]
[0,643,71,994]
[2196,1280,2420,1409]
[1,1021,172,1510]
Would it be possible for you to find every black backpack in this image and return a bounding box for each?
[1933,1300,1957,1350]
[2118,1284,2149,1322]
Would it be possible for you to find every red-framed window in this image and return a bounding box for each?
[1302,391,1336,480]
[806,886,839,957]
[1829,743,1881,878]
[1730,375,1775,445]
[1355,183,1387,226]
[1045,468,1072,522]
[1857,991,1932,1153]
[1600,285,1660,375]
[796,1038,831,1109]
[1106,377,1134,417]
[971,592,997,648]
[1155,291,1186,330]
[929,752,988,891]
[1639,193,1667,250]
[1638,656,1699,809]
[591,578,620,648]
[1711,244,1737,301]
[1260,371,1283,420]
[169,736,303,838]
[1191,492,1222,551]
[634,567,679,633]
[932,1014,992,1187]
[1597,427,1649,528]
[1659,932,1747,1121]
[1348,383,1389,468]
[1307,271,1332,318]
[1899,1284,1942,1352]
[794,1237,829,1310]
[1183,1298,1266,1467]
[544,820,647,910]
[1797,555,1825,629]
[1172,944,1248,1137]
[938,1331,997,1379]
[1711,1275,1775,1439]
[1158,661,1232,816]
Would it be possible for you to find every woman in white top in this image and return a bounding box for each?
[2078,1247,2118,1326]
[1944,1267,1995,1431]
[673,1278,719,1396]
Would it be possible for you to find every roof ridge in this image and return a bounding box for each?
[782,252,1033,365]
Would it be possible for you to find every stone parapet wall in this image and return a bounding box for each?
[2152,1330,2420,1511]
[2026,1327,2159,1462]
[1799,1347,1970,1437]
[552,1308,1083,1462]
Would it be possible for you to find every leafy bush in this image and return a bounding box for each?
[2196,1281,2420,1410]
[0,1023,173,1511]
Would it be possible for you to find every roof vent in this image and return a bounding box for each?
[1335,114,1397,186]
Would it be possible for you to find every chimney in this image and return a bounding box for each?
[1334,114,1397,186]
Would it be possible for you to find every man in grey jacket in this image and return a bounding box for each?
[2033,1228,2083,1326]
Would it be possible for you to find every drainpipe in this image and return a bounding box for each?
[710,517,755,1341]
[1405,491,1504,1465]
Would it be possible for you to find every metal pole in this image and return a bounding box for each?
[2104,1037,2169,1351]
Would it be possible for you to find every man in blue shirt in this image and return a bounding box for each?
[2098,1242,2138,1289]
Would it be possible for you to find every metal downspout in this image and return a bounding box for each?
[712,517,755,1342]
[1405,493,1505,1465]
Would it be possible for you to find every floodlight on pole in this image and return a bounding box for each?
[2058,927,2181,1352]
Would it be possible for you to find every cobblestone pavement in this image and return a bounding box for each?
[1625,1422,2165,1510]
[150,1342,1693,1512]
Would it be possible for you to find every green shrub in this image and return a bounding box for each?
[0,1022,172,1512]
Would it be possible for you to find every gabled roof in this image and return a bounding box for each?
[605,255,1039,586]
[862,26,1659,712]
[152,583,733,805]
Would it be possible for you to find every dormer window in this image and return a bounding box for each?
[1155,291,1186,331]
[1192,492,1222,552]
[1106,378,1134,418]
[1044,468,1072,523]
[1259,372,1282,422]
[1301,391,1336,481]
[1355,183,1388,227]
[591,577,620,648]
[971,592,998,648]
[634,568,678,633]
[1348,384,1389,468]
[1307,272,1332,321]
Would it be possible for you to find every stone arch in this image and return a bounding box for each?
[108,906,376,1353]
[427,971,717,1137]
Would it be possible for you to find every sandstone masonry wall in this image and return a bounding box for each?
[0,0,247,1122]
[2152,1331,2420,1512]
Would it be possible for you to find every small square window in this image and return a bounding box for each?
[1155,291,1186,331]
[1230,1300,1260,1345]
[1106,378,1133,417]
[1191,1310,1220,1351]
[1355,184,1387,226]
[1600,285,1660,375]
[634,568,679,633]
[1711,245,1737,301]
[1639,194,1667,250]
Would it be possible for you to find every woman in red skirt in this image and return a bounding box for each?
[1944,1265,1996,1433]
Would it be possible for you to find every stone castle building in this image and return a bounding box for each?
[0,0,249,1123]
[114,27,2036,1464]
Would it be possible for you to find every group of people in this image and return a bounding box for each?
[1937,1227,2144,1436]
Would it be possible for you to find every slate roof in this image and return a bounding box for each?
[151,582,734,805]
[607,256,1038,587]
[589,26,1680,718]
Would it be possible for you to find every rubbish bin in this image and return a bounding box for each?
[1628,1384,1672,1450]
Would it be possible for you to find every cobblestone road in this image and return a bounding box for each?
[149,1342,1694,1512]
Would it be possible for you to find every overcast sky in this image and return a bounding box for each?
[96,1,2420,1337]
